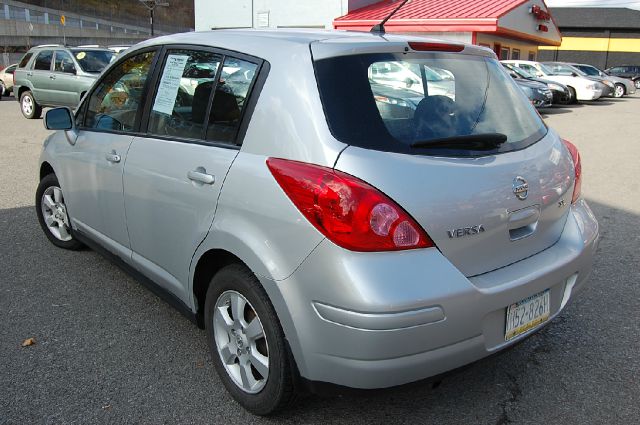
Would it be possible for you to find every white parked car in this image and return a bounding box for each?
[503,60,602,102]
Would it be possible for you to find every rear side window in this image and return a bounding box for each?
[18,53,33,68]
[148,50,222,140]
[314,52,546,157]
[34,51,53,71]
[206,57,258,143]
[83,51,156,132]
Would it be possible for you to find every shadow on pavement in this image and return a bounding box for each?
[0,197,638,424]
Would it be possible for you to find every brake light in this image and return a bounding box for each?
[266,158,434,252]
[562,139,582,204]
[408,42,464,52]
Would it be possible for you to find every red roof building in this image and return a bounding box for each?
[334,0,561,61]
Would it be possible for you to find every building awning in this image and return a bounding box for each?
[334,0,562,46]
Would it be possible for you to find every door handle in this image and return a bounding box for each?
[105,152,121,163]
[27,72,33,76]
[49,75,56,80]
[187,169,215,185]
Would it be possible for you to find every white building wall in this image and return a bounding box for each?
[194,0,380,31]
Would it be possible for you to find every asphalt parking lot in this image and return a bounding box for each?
[1,94,639,425]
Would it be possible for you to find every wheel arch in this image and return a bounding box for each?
[192,248,248,328]
[40,161,55,180]
[17,85,32,99]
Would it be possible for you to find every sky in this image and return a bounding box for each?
[546,0,640,10]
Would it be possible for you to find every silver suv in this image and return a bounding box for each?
[14,45,114,119]
[36,30,599,415]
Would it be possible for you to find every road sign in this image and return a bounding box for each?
[60,15,65,26]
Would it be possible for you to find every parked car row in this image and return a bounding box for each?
[502,60,636,106]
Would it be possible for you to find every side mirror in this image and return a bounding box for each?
[44,107,74,131]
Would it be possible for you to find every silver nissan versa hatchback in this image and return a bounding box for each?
[36,29,599,415]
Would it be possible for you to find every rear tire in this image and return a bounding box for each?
[204,263,298,415]
[35,174,83,250]
[20,91,42,119]
[614,84,625,98]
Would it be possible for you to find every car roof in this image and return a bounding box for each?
[132,29,494,61]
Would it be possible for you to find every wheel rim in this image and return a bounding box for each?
[22,95,33,115]
[636,80,640,89]
[213,290,269,394]
[41,186,73,242]
[615,85,624,97]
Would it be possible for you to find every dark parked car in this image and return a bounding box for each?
[502,62,571,104]
[605,65,640,89]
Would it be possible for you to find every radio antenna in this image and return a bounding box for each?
[370,0,410,34]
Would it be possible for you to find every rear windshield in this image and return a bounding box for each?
[69,49,115,73]
[314,52,546,156]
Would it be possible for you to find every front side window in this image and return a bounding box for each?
[206,57,258,143]
[5,65,17,74]
[53,51,76,74]
[83,51,156,132]
[314,52,546,157]
[33,51,53,71]
[148,50,222,140]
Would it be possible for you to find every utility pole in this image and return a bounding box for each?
[139,0,169,36]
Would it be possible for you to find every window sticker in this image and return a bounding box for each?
[76,52,86,60]
[152,54,189,115]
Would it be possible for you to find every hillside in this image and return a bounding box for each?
[22,0,194,32]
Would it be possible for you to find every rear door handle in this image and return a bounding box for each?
[105,152,121,163]
[187,169,215,185]
[49,74,56,80]
[27,72,33,76]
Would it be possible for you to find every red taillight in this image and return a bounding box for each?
[266,158,434,252]
[562,139,582,204]
[408,42,464,52]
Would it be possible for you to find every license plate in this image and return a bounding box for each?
[505,289,550,341]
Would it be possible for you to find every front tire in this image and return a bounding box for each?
[614,84,625,98]
[35,174,83,250]
[567,86,578,104]
[20,91,42,119]
[204,263,297,415]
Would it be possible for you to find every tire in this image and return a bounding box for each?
[35,173,84,250]
[20,90,42,119]
[0,81,4,98]
[614,84,625,98]
[204,263,298,415]
[568,86,578,104]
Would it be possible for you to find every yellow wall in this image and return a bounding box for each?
[540,37,640,53]
[476,33,540,60]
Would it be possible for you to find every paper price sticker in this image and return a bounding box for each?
[152,55,189,116]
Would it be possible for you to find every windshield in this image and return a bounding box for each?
[314,52,546,157]
[506,64,536,79]
[577,65,600,76]
[70,49,115,73]
[537,63,556,76]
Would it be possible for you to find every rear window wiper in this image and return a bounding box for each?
[410,133,507,151]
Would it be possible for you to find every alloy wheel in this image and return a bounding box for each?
[614,85,625,98]
[213,290,269,394]
[40,186,72,241]
[22,95,33,116]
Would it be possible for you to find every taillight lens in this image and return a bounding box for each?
[266,158,434,252]
[562,139,581,203]
[408,42,465,52]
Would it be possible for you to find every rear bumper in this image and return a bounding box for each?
[266,199,599,389]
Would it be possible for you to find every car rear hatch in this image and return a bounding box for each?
[312,39,575,277]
